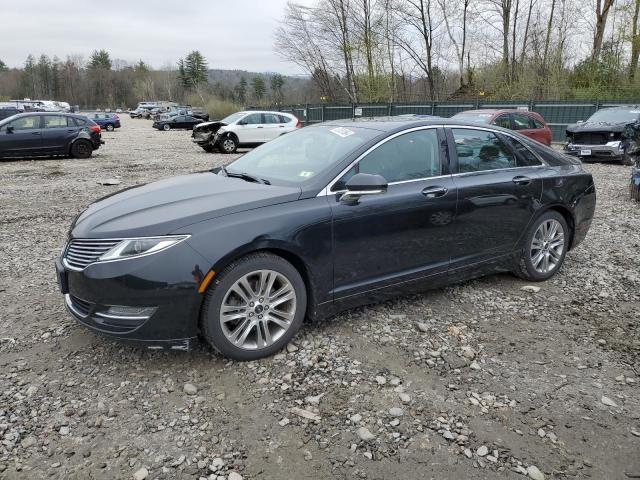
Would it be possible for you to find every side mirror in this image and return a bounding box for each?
[6,126,14,134]
[341,173,387,203]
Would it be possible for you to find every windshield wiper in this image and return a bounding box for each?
[219,166,270,185]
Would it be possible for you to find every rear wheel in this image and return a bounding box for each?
[163,124,171,131]
[621,152,635,166]
[514,211,569,281]
[220,135,238,154]
[105,124,115,132]
[200,253,306,360]
[70,140,93,159]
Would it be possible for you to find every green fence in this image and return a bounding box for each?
[266,99,640,142]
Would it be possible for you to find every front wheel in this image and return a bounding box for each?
[163,124,171,131]
[105,124,115,132]
[200,253,307,360]
[514,211,569,281]
[220,135,238,154]
[70,140,93,159]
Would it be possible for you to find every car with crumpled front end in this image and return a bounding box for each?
[565,107,640,165]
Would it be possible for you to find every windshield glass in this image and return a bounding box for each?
[588,109,640,123]
[220,112,246,125]
[452,112,493,123]
[226,125,381,185]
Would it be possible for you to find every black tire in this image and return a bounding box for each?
[163,124,171,131]
[513,210,570,282]
[621,152,635,166]
[70,140,93,159]
[220,135,238,154]
[202,144,215,153]
[105,123,115,132]
[200,253,307,360]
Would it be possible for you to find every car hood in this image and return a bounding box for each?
[566,121,629,133]
[193,120,227,132]
[71,172,301,238]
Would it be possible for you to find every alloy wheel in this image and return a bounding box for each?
[219,269,297,350]
[530,219,565,274]
[222,139,235,152]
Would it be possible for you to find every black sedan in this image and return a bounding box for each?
[56,119,596,360]
[152,115,204,131]
[0,112,102,158]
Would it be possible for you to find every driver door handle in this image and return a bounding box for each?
[422,186,448,198]
[512,175,531,186]
[31,131,42,135]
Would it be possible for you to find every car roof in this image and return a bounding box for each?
[598,105,640,110]
[455,109,536,115]
[318,116,512,132]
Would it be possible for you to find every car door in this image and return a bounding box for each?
[237,113,263,143]
[512,113,541,143]
[42,115,78,153]
[329,127,457,305]
[446,126,543,273]
[0,115,44,155]
[261,113,284,141]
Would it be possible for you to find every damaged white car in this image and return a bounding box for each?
[192,111,300,153]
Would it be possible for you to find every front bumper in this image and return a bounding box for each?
[55,240,209,349]
[564,142,624,159]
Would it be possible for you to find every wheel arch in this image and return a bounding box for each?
[540,204,576,250]
[205,244,319,323]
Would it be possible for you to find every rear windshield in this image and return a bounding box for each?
[452,112,493,124]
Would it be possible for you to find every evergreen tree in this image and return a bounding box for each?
[251,75,266,103]
[88,49,112,70]
[184,50,208,87]
[234,76,247,104]
[0,59,8,72]
[270,73,285,103]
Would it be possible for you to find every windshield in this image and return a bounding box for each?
[220,112,246,125]
[225,125,381,185]
[452,112,493,123]
[587,109,640,123]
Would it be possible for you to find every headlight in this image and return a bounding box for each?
[99,235,189,262]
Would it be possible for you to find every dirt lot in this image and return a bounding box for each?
[0,116,639,480]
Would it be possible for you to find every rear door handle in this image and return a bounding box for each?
[512,176,531,185]
[422,186,448,198]
[257,126,264,129]
[31,131,42,135]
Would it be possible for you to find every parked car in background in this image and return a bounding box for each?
[192,111,300,153]
[452,109,553,146]
[0,107,24,121]
[56,118,595,359]
[87,112,121,131]
[565,106,640,165]
[153,115,204,131]
[0,112,102,158]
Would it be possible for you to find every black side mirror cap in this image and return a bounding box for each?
[346,173,388,191]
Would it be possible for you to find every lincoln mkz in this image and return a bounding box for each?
[56,119,596,360]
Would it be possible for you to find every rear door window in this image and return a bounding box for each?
[512,114,532,130]
[503,136,543,167]
[264,113,282,124]
[43,116,67,128]
[451,128,516,172]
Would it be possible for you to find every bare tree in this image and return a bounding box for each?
[592,0,616,61]
[630,0,640,78]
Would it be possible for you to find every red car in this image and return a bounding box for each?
[452,109,553,146]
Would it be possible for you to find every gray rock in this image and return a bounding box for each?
[183,383,198,395]
[476,445,488,457]
[415,322,429,333]
[350,413,362,423]
[521,285,541,293]
[601,396,618,407]
[133,467,149,480]
[388,407,403,417]
[375,376,387,385]
[527,465,545,480]
[228,473,243,480]
[356,427,376,442]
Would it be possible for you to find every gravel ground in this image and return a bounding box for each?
[0,116,639,480]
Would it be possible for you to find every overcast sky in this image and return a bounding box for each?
[1,0,312,74]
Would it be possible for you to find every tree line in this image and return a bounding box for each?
[0,50,294,113]
[275,0,640,102]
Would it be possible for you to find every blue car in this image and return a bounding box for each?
[87,112,121,131]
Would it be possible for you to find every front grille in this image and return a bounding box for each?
[64,238,121,270]
[571,132,609,145]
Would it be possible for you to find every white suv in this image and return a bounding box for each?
[192,111,301,153]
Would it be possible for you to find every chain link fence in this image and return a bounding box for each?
[262,99,640,142]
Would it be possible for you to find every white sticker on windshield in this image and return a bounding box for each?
[330,127,355,138]
[630,110,640,113]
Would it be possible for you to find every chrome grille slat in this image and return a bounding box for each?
[64,238,121,270]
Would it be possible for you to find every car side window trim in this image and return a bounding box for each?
[318,125,445,196]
